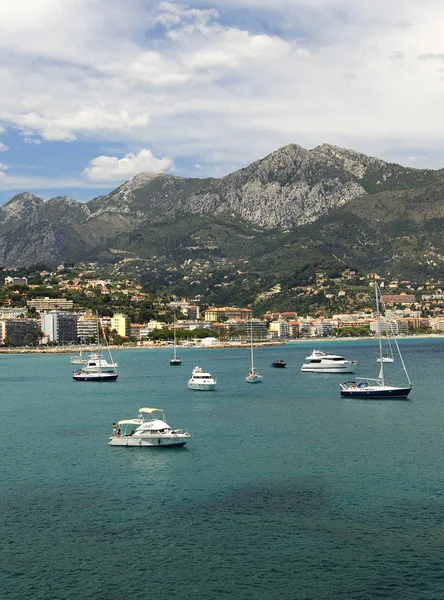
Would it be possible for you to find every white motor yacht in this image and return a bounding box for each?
[108,408,192,447]
[187,366,217,391]
[82,354,118,373]
[301,349,359,373]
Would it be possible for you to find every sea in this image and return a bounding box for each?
[1,338,444,600]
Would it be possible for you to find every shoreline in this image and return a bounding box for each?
[0,334,443,354]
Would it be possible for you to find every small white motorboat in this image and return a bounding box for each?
[187,366,217,391]
[109,408,192,447]
[301,349,359,373]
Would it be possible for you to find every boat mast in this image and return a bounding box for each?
[173,313,177,360]
[250,318,254,372]
[375,280,385,385]
[97,312,102,376]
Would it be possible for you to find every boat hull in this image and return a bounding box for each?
[187,383,216,391]
[246,375,262,383]
[73,372,118,382]
[109,436,189,447]
[340,386,411,399]
[302,365,355,373]
[271,361,286,368]
[170,359,182,366]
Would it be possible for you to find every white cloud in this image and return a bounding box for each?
[2,0,444,189]
[82,149,175,182]
[0,142,8,152]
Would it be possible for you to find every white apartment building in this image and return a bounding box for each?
[268,319,290,338]
[77,315,99,341]
[41,311,78,343]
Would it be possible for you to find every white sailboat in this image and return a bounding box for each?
[376,332,394,363]
[246,319,262,384]
[73,315,119,382]
[70,337,88,365]
[340,280,412,399]
[170,314,182,366]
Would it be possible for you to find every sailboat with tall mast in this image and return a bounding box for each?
[339,280,412,399]
[73,315,119,382]
[376,331,394,363]
[70,337,88,365]
[170,313,182,366]
[246,319,262,384]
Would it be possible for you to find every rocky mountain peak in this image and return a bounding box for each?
[313,144,389,179]
[0,141,441,267]
[1,192,44,223]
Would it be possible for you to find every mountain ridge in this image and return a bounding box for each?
[2,143,444,284]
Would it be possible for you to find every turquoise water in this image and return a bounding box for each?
[1,339,444,599]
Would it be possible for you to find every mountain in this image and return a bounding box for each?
[2,143,444,291]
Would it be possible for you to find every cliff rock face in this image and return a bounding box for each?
[0,143,439,266]
[182,143,368,227]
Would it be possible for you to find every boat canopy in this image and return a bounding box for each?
[139,407,163,413]
[118,419,144,425]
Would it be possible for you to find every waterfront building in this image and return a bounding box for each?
[268,319,290,339]
[77,315,99,341]
[0,318,39,346]
[41,311,78,343]
[146,320,167,332]
[177,321,213,331]
[245,319,267,340]
[111,313,131,338]
[203,307,251,322]
[130,323,145,341]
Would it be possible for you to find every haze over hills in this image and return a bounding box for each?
[2,143,444,296]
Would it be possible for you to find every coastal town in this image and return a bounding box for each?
[0,261,443,348]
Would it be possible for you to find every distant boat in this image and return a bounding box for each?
[301,350,358,373]
[376,333,394,363]
[246,320,262,383]
[187,366,217,391]
[170,314,182,366]
[73,315,118,382]
[70,353,87,366]
[271,359,286,368]
[70,338,88,365]
[339,281,412,399]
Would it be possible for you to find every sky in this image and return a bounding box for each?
[1,0,444,205]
